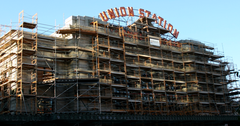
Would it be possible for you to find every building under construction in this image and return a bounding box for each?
[0,10,239,116]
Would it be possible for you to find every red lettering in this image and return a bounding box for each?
[152,14,157,23]
[167,23,173,33]
[114,8,120,17]
[127,7,134,16]
[139,8,144,18]
[107,9,116,19]
[173,29,179,39]
[119,7,127,17]
[99,12,108,22]
[99,7,180,38]
[163,20,167,29]
[158,16,164,26]
[145,10,151,17]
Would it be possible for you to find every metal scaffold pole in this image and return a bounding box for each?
[54,20,57,113]
[76,17,80,113]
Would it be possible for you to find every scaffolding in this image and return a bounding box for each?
[0,11,239,115]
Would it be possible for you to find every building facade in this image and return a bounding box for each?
[0,10,239,115]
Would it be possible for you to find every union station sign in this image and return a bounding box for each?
[99,7,179,38]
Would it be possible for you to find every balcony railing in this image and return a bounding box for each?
[154,87,165,91]
[99,79,112,83]
[199,98,209,102]
[127,84,141,89]
[155,97,166,102]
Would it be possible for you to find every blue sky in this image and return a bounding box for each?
[1,0,240,73]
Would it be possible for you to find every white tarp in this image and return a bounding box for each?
[150,38,160,47]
